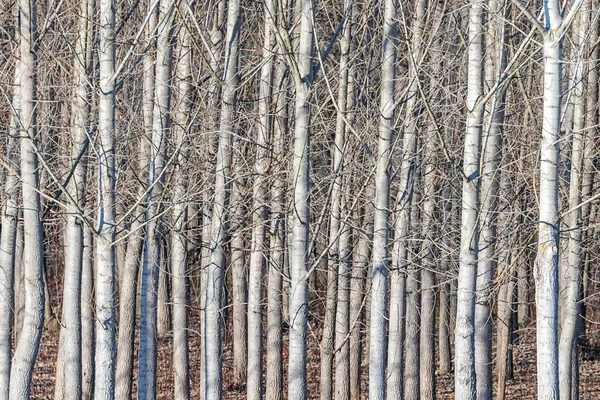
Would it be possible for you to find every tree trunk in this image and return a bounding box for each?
[287,1,314,398]
[94,0,118,396]
[138,0,174,396]
[205,0,241,397]
[266,16,289,396]
[558,5,588,398]
[454,0,484,396]
[230,155,247,388]
[157,237,171,338]
[369,0,397,397]
[170,5,192,398]
[246,0,275,397]
[0,56,20,399]
[81,224,95,400]
[57,0,94,395]
[420,127,437,400]
[438,185,453,374]
[474,1,507,397]
[9,0,46,396]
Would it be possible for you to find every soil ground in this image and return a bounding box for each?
[29,315,600,399]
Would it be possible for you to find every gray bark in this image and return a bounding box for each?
[0,58,20,399]
[454,0,484,396]
[369,0,397,397]
[170,4,192,398]
[288,1,314,397]
[9,0,46,396]
[205,0,241,397]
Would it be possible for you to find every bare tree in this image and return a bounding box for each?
[205,0,241,397]
[56,0,94,396]
[246,0,275,397]
[94,0,118,396]
[370,0,398,397]
[170,2,193,398]
[454,0,484,396]
[0,59,20,400]
[9,0,46,396]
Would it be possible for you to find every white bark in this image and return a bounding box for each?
[454,0,484,396]
[369,0,397,397]
[171,4,192,398]
[558,5,588,398]
[438,185,453,375]
[9,0,46,396]
[321,2,354,396]
[288,1,314,398]
[115,3,156,398]
[474,0,507,397]
[533,0,574,394]
[0,59,20,399]
[266,25,288,399]
[138,0,174,396]
[333,5,354,398]
[95,0,117,396]
[58,0,94,395]
[205,0,241,397]
[350,197,372,400]
[420,127,437,400]
[81,224,94,400]
[246,0,275,397]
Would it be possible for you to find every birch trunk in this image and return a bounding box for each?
[170,4,192,398]
[496,172,517,400]
[9,0,46,396]
[474,0,507,396]
[396,1,427,397]
[404,164,421,400]
[81,223,94,400]
[58,0,94,395]
[0,58,20,399]
[230,152,247,387]
[334,184,352,400]
[246,0,275,397]
[420,127,437,400]
[157,239,171,338]
[369,0,397,397]
[350,198,372,400]
[115,3,156,398]
[266,20,288,397]
[287,1,315,398]
[200,4,226,396]
[534,0,572,394]
[138,0,174,396]
[94,0,117,396]
[438,185,453,374]
[205,0,241,397]
[454,0,484,396]
[558,5,588,398]
[321,2,353,396]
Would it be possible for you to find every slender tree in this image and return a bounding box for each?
[170,2,193,398]
[454,0,484,396]
[56,0,94,396]
[246,0,275,397]
[205,0,241,397]
[115,2,156,398]
[0,60,20,400]
[138,0,174,396]
[369,0,398,397]
[94,0,118,396]
[9,0,45,396]
[512,0,586,396]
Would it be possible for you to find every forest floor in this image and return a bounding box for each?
[29,312,600,399]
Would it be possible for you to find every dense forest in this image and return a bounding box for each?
[1,0,599,398]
